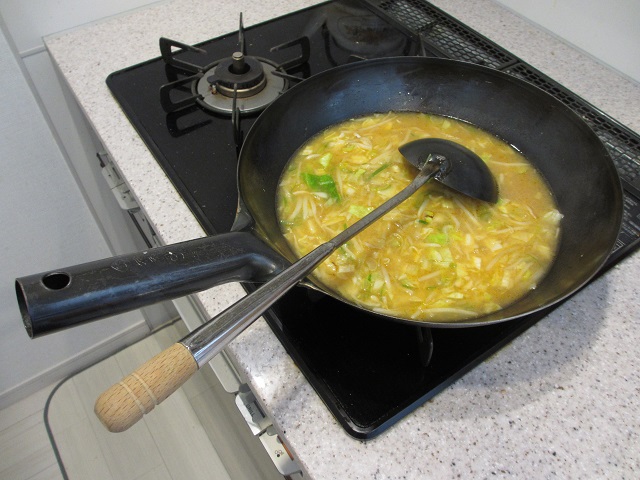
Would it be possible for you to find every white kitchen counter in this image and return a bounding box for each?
[45,0,640,478]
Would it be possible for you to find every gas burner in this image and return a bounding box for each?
[325,2,408,56]
[158,14,309,118]
[194,53,286,115]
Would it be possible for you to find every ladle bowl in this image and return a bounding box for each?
[400,138,498,203]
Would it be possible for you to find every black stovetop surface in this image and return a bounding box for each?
[107,0,640,438]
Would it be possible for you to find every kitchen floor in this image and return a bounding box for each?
[0,321,283,480]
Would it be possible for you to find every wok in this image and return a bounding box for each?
[17,57,622,338]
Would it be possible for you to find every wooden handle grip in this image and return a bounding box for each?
[94,343,198,432]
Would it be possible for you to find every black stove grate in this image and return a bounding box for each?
[368,0,516,66]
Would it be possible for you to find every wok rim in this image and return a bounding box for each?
[237,56,624,328]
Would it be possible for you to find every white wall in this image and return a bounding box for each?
[494,0,640,83]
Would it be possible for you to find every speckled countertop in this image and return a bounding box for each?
[45,0,640,478]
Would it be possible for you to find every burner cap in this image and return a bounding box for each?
[207,52,266,98]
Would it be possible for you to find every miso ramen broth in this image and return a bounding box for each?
[276,112,562,322]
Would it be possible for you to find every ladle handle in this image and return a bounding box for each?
[94,242,335,432]
[95,159,442,432]
[94,343,197,432]
[182,155,442,367]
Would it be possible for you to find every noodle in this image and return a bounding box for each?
[276,112,561,322]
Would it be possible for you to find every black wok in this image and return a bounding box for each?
[16,57,622,339]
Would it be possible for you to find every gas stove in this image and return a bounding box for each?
[106,0,640,439]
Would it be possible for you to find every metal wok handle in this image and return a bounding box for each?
[94,157,444,432]
[15,231,289,338]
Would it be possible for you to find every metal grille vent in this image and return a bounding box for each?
[375,0,514,67]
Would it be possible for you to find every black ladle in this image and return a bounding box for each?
[400,138,498,203]
[94,138,498,432]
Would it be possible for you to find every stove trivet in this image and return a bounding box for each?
[159,14,309,117]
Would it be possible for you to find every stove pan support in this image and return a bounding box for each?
[159,73,205,113]
[231,86,243,153]
[158,36,212,113]
[270,36,311,72]
[159,37,208,73]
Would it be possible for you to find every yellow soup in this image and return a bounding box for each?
[276,112,562,322]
